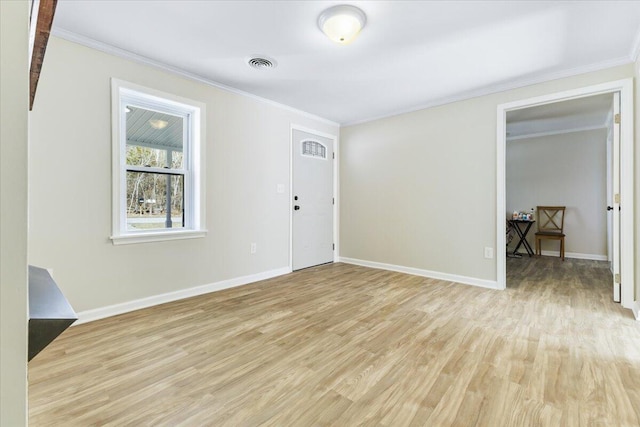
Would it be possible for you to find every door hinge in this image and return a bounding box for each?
[614,273,621,284]
[332,197,335,205]
[332,243,335,250]
[332,152,335,159]
[614,113,620,124]
[614,193,620,204]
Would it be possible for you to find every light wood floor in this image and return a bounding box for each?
[29,259,640,426]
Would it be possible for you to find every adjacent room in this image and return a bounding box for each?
[2,1,640,426]
[505,94,617,290]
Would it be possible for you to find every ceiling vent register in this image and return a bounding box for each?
[247,57,276,70]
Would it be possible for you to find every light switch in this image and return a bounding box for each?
[277,184,285,194]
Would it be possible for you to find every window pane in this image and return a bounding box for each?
[171,150,184,169]
[126,107,184,168]
[126,171,184,231]
[302,140,327,159]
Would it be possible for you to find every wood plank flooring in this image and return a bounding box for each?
[28,258,640,426]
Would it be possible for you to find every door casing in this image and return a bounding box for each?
[611,91,621,302]
[289,124,339,271]
[496,78,635,308]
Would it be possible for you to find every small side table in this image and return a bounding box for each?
[508,219,536,257]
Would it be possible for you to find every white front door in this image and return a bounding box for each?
[611,92,621,302]
[292,129,334,271]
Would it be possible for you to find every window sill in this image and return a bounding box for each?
[110,229,207,245]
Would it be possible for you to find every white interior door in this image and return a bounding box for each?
[611,92,621,302]
[292,129,334,271]
[606,124,613,267]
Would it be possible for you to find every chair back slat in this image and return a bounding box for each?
[536,206,565,233]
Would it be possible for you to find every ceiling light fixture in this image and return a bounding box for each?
[318,4,366,45]
[149,119,168,129]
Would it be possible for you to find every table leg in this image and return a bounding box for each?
[512,222,535,257]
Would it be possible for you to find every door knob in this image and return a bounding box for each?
[294,205,300,210]
[607,206,614,211]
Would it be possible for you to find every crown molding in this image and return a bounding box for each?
[51,28,340,127]
[54,27,633,129]
[343,56,632,127]
[506,124,607,142]
[630,27,640,62]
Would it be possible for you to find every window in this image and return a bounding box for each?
[302,140,327,159]
[111,79,206,244]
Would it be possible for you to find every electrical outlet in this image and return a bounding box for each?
[250,243,257,254]
[484,247,493,259]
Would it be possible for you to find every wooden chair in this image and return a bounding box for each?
[535,206,566,261]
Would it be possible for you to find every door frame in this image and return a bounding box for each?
[289,124,339,271]
[496,78,635,308]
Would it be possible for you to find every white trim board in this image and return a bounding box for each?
[343,56,632,127]
[289,124,340,270]
[338,257,499,290]
[54,28,633,129]
[74,267,291,325]
[630,27,640,62]
[506,124,607,142]
[52,28,339,127]
[633,301,640,321]
[537,251,608,261]
[496,78,635,309]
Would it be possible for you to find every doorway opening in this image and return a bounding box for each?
[496,79,634,308]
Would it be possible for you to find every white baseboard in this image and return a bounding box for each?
[633,301,640,321]
[338,257,499,290]
[539,250,607,261]
[75,266,292,325]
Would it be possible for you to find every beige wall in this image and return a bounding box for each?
[340,64,633,283]
[0,1,29,425]
[506,129,608,257]
[26,37,640,312]
[29,37,338,313]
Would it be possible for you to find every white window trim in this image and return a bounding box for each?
[110,79,206,245]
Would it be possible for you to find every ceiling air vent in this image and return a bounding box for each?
[247,56,277,70]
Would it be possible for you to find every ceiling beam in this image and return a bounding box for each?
[30,0,57,110]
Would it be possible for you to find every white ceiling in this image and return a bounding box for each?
[506,93,613,140]
[53,1,640,125]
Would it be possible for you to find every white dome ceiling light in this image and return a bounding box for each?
[318,5,366,45]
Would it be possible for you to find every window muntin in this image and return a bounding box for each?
[302,140,327,159]
[111,79,205,244]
